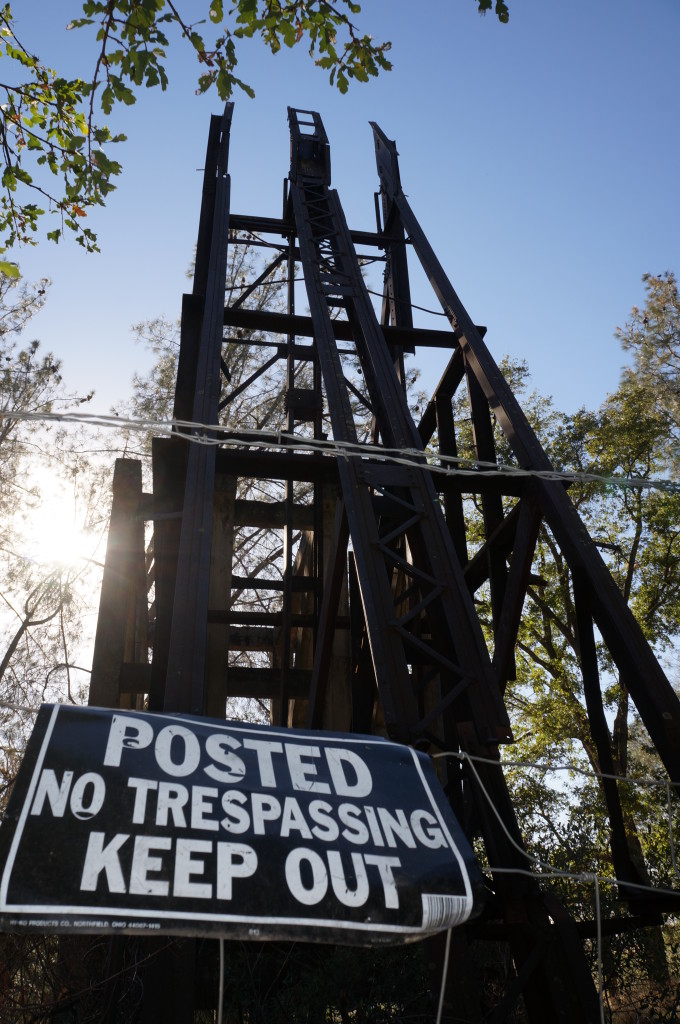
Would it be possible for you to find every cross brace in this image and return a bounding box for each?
[86,104,680,1024]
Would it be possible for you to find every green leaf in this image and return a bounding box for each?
[128,48,148,85]
[216,67,234,99]
[101,84,114,114]
[281,20,296,48]
[236,0,257,16]
[0,260,20,278]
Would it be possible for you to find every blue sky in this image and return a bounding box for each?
[9,0,680,417]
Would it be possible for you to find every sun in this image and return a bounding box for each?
[25,472,97,570]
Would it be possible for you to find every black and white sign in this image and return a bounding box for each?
[0,705,484,944]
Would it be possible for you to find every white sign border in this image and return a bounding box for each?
[0,705,474,937]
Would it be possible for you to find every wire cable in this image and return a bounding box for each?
[366,286,449,317]
[435,928,452,1024]
[218,938,225,1024]
[435,750,680,898]
[445,748,680,791]
[4,409,680,495]
[593,874,606,1024]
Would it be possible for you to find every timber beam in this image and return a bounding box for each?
[223,305,481,349]
[229,211,405,248]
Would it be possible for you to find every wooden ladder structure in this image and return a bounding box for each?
[89,104,680,1023]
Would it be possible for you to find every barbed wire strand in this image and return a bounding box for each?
[448,750,656,1024]
[441,747,680,883]
[4,409,680,495]
[442,749,680,791]
[438,750,680,900]
[487,865,608,1020]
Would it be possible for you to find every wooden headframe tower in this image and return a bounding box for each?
[89,105,680,1022]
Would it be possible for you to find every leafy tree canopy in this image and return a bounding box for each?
[616,271,680,455]
[0,0,506,263]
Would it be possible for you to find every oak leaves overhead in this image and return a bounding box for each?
[0,0,511,259]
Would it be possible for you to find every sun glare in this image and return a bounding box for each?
[26,474,95,570]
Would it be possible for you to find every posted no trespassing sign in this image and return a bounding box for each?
[0,705,484,944]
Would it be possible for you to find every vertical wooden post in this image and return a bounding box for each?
[148,437,187,711]
[293,487,351,730]
[89,459,145,710]
[205,477,237,717]
[319,488,351,731]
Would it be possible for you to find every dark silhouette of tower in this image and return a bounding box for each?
[90,104,680,1022]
